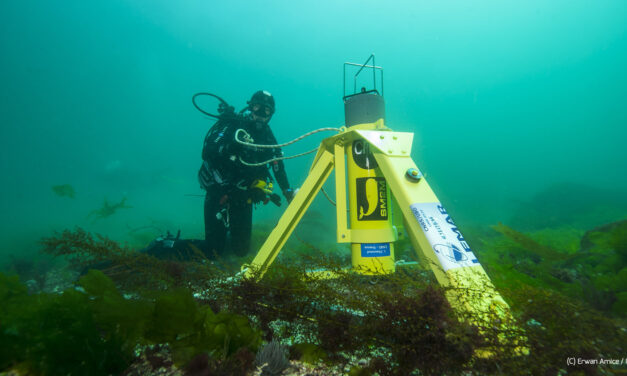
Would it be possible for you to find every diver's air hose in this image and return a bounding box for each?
[192,92,230,119]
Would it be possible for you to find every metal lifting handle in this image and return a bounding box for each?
[343,54,384,99]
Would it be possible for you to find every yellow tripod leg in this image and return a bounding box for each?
[242,148,335,279]
[372,148,526,355]
[356,130,516,327]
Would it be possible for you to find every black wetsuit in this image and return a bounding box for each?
[198,113,290,258]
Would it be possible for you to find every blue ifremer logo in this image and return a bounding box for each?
[434,244,468,263]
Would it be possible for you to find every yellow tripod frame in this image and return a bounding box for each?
[242,120,517,334]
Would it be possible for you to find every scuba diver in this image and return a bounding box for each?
[198,90,294,259]
[141,90,294,262]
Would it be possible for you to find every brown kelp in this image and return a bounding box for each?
[39,227,218,290]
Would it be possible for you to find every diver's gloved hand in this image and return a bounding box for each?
[249,179,274,204]
[249,188,267,204]
[217,102,235,119]
[283,188,295,204]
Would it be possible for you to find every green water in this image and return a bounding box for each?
[1,0,625,264]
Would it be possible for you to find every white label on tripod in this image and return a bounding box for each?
[409,202,479,271]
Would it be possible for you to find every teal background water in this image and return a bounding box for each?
[1,0,626,266]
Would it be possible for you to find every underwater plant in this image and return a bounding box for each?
[0,269,263,375]
[4,253,51,292]
[184,347,256,376]
[41,227,131,267]
[484,221,627,317]
[224,261,489,375]
[254,339,290,376]
[0,272,131,375]
[40,227,223,291]
[492,223,571,262]
[10,225,623,375]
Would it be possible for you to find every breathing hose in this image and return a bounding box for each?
[192,92,235,119]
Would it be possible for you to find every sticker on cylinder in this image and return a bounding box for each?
[361,243,391,257]
[410,202,479,271]
[356,177,388,221]
[352,140,378,169]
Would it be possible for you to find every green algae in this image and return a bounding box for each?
[479,220,627,317]
[0,270,261,375]
[4,222,627,375]
[0,272,130,375]
[291,343,328,364]
[492,223,571,262]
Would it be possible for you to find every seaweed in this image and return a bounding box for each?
[492,223,570,262]
[290,343,328,364]
[0,272,130,375]
[254,339,290,376]
[484,221,627,317]
[0,269,262,374]
[363,285,482,376]
[580,219,627,258]
[225,262,487,375]
[40,227,221,291]
[577,220,627,315]
[41,227,131,267]
[142,287,262,365]
[185,347,255,376]
[4,253,51,292]
[512,286,625,375]
[223,228,626,374]
[5,223,626,374]
[79,269,153,351]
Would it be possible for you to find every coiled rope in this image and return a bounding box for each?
[235,127,343,167]
[235,126,344,208]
